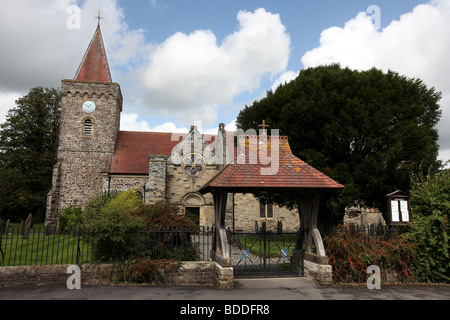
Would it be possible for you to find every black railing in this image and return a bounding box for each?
[320,224,407,241]
[0,226,214,267]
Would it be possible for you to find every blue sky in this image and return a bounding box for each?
[113,0,430,130]
[0,0,449,164]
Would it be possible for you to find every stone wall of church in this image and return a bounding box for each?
[103,175,147,195]
[165,163,219,227]
[232,194,300,232]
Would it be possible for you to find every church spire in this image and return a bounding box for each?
[74,20,112,83]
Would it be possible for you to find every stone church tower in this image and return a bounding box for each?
[45,24,123,230]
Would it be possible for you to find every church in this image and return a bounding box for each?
[44,24,301,232]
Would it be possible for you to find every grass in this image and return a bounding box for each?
[231,234,298,258]
[0,225,93,267]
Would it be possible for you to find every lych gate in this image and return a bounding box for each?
[199,133,344,284]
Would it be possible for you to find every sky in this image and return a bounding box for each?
[0,0,449,165]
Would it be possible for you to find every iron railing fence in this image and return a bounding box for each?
[320,224,408,241]
[0,224,409,267]
[0,226,214,267]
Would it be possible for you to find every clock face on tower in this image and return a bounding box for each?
[82,101,96,113]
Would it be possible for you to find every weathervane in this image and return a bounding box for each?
[95,10,104,25]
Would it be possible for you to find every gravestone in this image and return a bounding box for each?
[22,214,33,239]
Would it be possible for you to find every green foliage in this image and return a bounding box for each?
[82,191,146,262]
[58,206,83,230]
[0,168,39,221]
[104,189,143,213]
[111,258,181,284]
[324,226,415,283]
[135,201,200,261]
[81,193,199,263]
[237,64,442,224]
[0,87,61,221]
[137,200,198,229]
[403,169,449,283]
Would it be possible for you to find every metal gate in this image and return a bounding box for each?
[228,228,304,278]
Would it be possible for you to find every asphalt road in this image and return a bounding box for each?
[0,277,448,301]
[1,278,448,319]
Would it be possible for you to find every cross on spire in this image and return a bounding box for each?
[258,120,270,130]
[95,10,104,25]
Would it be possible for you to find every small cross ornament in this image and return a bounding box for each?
[95,10,104,25]
[258,120,270,130]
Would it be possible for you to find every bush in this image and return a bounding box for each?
[58,206,83,230]
[324,226,415,283]
[82,190,146,262]
[404,168,449,283]
[135,201,200,261]
[137,200,197,229]
[111,258,181,284]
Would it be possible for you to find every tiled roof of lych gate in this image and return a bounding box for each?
[74,25,112,83]
[199,135,344,192]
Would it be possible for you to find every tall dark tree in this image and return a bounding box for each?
[0,87,61,221]
[237,65,442,224]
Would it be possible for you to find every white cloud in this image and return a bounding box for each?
[120,113,152,132]
[120,113,190,133]
[0,91,23,125]
[139,8,291,128]
[271,70,298,91]
[301,0,450,165]
[152,122,189,133]
[0,0,148,92]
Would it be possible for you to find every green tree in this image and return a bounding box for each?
[0,87,61,221]
[237,65,442,224]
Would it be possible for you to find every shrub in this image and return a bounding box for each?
[138,200,197,229]
[104,189,142,213]
[111,258,181,284]
[82,190,146,262]
[134,201,200,261]
[404,168,449,283]
[58,206,83,230]
[324,226,415,283]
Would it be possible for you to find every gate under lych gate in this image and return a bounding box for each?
[228,227,304,278]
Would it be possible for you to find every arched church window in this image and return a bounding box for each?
[83,119,93,136]
[182,153,206,177]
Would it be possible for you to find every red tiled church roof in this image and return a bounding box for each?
[74,25,112,83]
[200,135,344,192]
[109,131,224,175]
[109,131,183,174]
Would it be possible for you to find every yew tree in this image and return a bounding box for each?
[0,87,61,221]
[237,65,442,224]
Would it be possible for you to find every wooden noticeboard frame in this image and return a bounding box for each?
[386,190,411,226]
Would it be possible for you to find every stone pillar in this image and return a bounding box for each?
[147,155,167,203]
[45,163,62,232]
[216,123,227,169]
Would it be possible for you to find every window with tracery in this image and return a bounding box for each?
[182,153,206,177]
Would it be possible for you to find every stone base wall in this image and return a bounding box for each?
[171,261,215,287]
[303,253,333,285]
[0,262,220,288]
